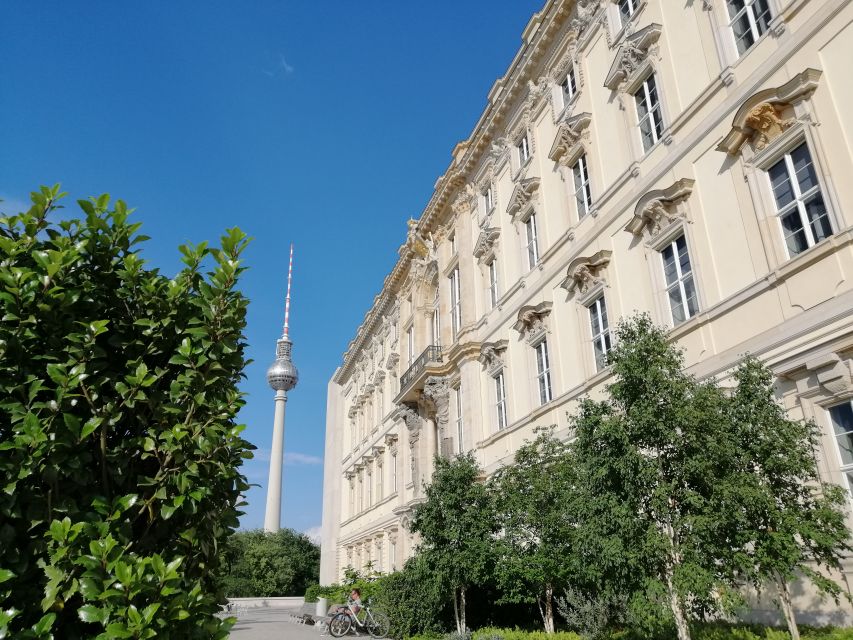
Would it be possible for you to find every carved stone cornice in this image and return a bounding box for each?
[512,301,553,344]
[625,178,695,239]
[717,68,822,155]
[548,112,592,166]
[473,227,501,264]
[604,23,662,91]
[560,250,612,298]
[506,177,541,223]
[479,339,509,375]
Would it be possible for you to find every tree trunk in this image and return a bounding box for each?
[452,587,461,634]
[664,562,691,640]
[777,574,801,640]
[544,583,555,634]
[460,586,467,634]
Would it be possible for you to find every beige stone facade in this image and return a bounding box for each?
[321,0,853,621]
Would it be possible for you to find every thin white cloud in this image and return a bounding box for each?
[279,54,294,74]
[303,526,322,544]
[248,448,322,466]
[260,53,295,78]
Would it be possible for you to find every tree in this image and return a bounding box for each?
[723,357,851,640]
[0,187,253,638]
[490,429,579,633]
[410,453,497,633]
[570,315,733,640]
[216,529,320,597]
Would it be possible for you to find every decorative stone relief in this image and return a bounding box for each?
[385,352,400,371]
[488,137,509,164]
[526,75,551,112]
[560,250,612,297]
[422,375,451,440]
[479,339,509,375]
[395,403,421,435]
[717,68,822,155]
[548,112,592,166]
[451,183,477,216]
[571,0,602,35]
[604,23,662,92]
[403,218,436,262]
[506,177,541,223]
[624,178,695,240]
[473,227,501,264]
[512,301,553,344]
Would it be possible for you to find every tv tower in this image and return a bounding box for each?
[264,243,299,532]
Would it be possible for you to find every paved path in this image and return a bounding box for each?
[228,607,329,640]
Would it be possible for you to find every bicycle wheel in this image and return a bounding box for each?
[367,611,390,638]
[329,613,352,638]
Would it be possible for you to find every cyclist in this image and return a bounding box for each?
[333,588,363,620]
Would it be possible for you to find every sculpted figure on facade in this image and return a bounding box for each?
[422,375,451,439]
[561,251,612,297]
[405,218,435,262]
[571,0,600,35]
[512,302,553,345]
[745,102,794,151]
[479,339,509,375]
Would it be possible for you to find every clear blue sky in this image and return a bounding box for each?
[0,1,539,539]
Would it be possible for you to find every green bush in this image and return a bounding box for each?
[0,187,253,638]
[472,627,582,640]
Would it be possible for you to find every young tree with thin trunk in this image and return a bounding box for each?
[490,430,579,633]
[722,357,851,640]
[410,453,496,634]
[571,315,733,640]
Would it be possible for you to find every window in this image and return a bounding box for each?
[561,66,578,106]
[431,308,441,347]
[391,451,398,492]
[483,185,494,213]
[407,325,415,366]
[727,0,772,55]
[767,143,833,258]
[589,296,613,371]
[449,267,462,339]
[517,133,531,165]
[535,339,553,406]
[366,470,372,508]
[349,479,355,515]
[525,214,540,270]
[390,539,397,571]
[358,474,363,512]
[661,235,699,325]
[634,74,664,152]
[572,154,592,218]
[450,233,457,255]
[377,464,383,501]
[488,259,499,308]
[455,386,464,453]
[829,402,853,500]
[494,371,508,430]
[619,0,640,25]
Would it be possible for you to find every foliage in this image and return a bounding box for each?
[404,626,853,640]
[490,430,579,633]
[720,357,851,639]
[411,453,498,633]
[555,588,626,640]
[0,187,253,638]
[372,555,448,639]
[216,528,319,597]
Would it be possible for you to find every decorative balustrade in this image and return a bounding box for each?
[399,345,442,390]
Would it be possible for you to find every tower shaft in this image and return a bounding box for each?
[263,389,288,532]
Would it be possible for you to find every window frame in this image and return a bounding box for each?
[525,214,540,271]
[488,258,499,308]
[534,338,553,406]
[572,153,593,219]
[618,0,640,26]
[454,385,464,454]
[449,266,462,340]
[828,400,853,501]
[588,295,613,372]
[561,65,578,108]
[517,133,531,165]
[660,234,700,326]
[391,451,398,493]
[406,324,415,367]
[633,73,665,153]
[726,0,773,57]
[494,370,508,430]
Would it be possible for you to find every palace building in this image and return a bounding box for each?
[321,0,853,621]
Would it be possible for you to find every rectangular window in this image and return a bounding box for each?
[561,66,578,105]
[455,386,464,453]
[767,143,833,258]
[494,371,508,430]
[535,339,553,406]
[358,474,363,512]
[391,452,398,492]
[525,214,540,270]
[449,267,462,339]
[518,133,531,164]
[634,74,664,152]
[377,464,383,501]
[349,480,355,516]
[572,154,592,218]
[661,235,699,325]
[483,185,494,213]
[390,539,397,571]
[407,325,415,366]
[431,309,441,347]
[619,0,639,25]
[727,0,772,55]
[488,259,499,308]
[366,470,372,508]
[589,296,612,371]
[829,402,853,500]
[450,233,457,255]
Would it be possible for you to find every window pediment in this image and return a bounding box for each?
[717,68,822,155]
[506,177,541,222]
[473,227,501,264]
[560,250,612,298]
[549,112,592,166]
[512,301,553,344]
[604,23,662,91]
[625,178,694,240]
[479,339,509,375]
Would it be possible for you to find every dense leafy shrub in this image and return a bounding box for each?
[0,187,252,638]
[216,529,319,597]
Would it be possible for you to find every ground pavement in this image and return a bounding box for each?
[228,607,330,640]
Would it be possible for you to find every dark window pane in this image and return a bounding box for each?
[684,276,699,317]
[726,0,747,19]
[830,403,853,436]
[753,0,772,32]
[769,159,794,208]
[669,286,686,324]
[791,144,818,192]
[781,210,808,255]
[804,194,833,243]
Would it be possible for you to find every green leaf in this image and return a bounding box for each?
[78,604,105,623]
[32,612,56,635]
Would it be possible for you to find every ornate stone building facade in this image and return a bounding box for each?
[321,0,853,620]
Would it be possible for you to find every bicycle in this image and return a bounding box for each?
[328,597,390,638]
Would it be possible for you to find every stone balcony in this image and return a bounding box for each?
[395,345,443,403]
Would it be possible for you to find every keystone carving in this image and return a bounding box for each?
[512,302,553,344]
[473,227,501,264]
[549,112,592,165]
[560,250,612,296]
[625,178,695,238]
[506,177,541,222]
[744,103,794,151]
[479,339,509,374]
[604,24,662,91]
[571,0,601,35]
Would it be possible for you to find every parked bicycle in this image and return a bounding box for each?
[328,596,390,638]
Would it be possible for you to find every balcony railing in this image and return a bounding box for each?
[400,345,443,390]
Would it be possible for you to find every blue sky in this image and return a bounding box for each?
[0,1,539,539]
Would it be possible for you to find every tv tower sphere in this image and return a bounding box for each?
[267,339,299,391]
